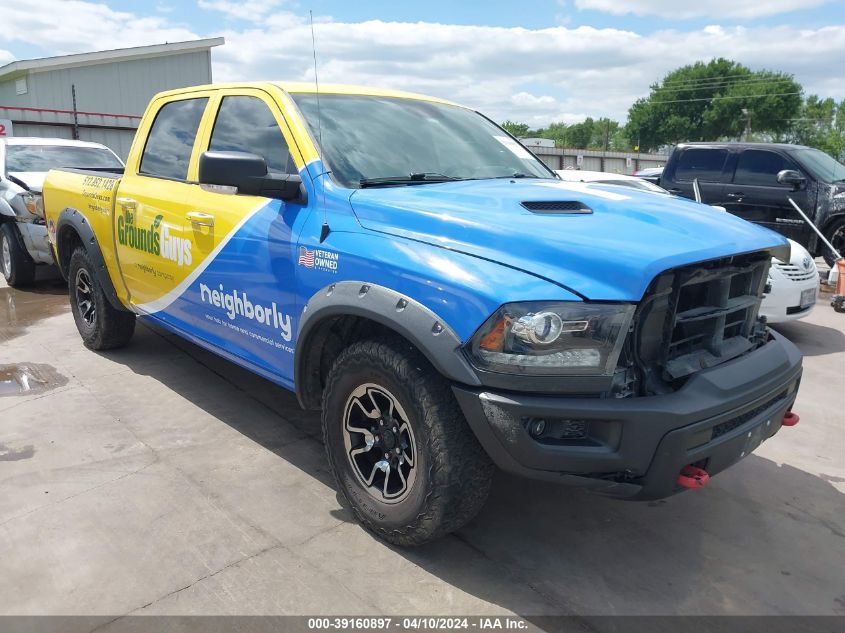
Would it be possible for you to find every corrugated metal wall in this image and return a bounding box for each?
[0,50,212,159]
[0,51,211,114]
[8,122,135,158]
[531,147,667,174]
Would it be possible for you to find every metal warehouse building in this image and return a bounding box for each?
[0,38,224,158]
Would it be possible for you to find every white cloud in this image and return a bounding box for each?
[574,0,829,20]
[1,1,845,128]
[197,0,284,22]
[0,1,198,53]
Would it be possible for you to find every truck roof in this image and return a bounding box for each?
[152,82,463,108]
[677,141,813,152]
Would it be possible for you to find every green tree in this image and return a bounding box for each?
[789,95,845,160]
[500,120,530,137]
[566,118,595,148]
[625,58,802,151]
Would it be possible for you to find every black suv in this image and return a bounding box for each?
[660,142,845,263]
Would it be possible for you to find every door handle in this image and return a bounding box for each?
[186,211,215,228]
[117,197,137,211]
[726,192,745,199]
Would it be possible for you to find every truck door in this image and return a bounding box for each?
[149,90,310,385]
[114,95,210,307]
[664,147,728,204]
[722,148,812,243]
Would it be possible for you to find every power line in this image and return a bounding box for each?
[659,72,791,87]
[649,91,802,105]
[655,77,796,92]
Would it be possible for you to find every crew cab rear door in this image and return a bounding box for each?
[663,146,728,205]
[115,94,211,306]
[722,148,812,243]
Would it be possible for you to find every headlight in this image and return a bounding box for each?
[467,302,635,376]
[20,192,43,217]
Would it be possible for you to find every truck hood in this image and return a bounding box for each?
[8,172,46,193]
[349,179,788,301]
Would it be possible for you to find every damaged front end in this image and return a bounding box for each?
[615,249,782,397]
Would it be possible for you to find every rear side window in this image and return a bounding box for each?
[733,150,797,186]
[209,96,293,174]
[140,98,208,180]
[674,148,728,182]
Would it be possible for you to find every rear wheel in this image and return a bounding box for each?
[0,224,36,287]
[822,217,845,267]
[322,337,494,546]
[68,247,136,350]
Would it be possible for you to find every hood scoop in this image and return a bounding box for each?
[520,200,592,214]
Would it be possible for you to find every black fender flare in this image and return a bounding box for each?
[56,207,129,312]
[294,281,481,409]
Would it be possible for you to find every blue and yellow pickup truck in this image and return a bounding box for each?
[42,82,803,545]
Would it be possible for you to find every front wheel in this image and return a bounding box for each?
[1,223,36,287]
[322,337,494,546]
[822,217,845,267]
[68,247,136,350]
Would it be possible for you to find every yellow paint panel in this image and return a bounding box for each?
[43,169,130,306]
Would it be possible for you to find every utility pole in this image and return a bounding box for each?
[741,108,752,141]
[71,84,80,140]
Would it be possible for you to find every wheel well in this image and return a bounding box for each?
[822,213,845,234]
[57,225,83,278]
[297,315,429,410]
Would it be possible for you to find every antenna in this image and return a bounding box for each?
[310,10,330,243]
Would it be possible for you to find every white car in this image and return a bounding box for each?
[554,170,818,323]
[1,137,123,286]
[555,169,669,194]
[761,239,818,323]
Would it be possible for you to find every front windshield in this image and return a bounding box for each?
[5,145,122,173]
[793,148,845,184]
[291,93,554,187]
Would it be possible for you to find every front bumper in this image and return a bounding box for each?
[453,330,803,500]
[16,222,53,265]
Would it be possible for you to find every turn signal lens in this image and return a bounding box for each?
[478,316,510,352]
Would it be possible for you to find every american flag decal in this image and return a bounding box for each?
[298,246,315,268]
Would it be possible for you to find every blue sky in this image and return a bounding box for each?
[3,0,845,125]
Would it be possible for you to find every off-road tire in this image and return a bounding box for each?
[1,223,36,287]
[823,217,845,267]
[68,247,135,350]
[322,337,494,546]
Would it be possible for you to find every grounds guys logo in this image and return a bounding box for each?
[117,209,192,266]
[199,283,293,342]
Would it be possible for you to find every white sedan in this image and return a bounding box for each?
[1,137,123,286]
[555,170,819,323]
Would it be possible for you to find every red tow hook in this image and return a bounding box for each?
[677,465,710,489]
[782,411,800,427]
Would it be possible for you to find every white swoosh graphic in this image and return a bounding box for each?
[134,199,271,315]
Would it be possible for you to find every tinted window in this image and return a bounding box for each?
[5,145,122,173]
[674,148,728,182]
[140,98,208,180]
[209,96,292,173]
[734,150,796,186]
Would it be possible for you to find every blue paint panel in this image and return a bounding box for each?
[139,163,791,392]
[349,179,789,301]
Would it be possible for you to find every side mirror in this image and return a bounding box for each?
[199,151,306,203]
[777,169,806,190]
